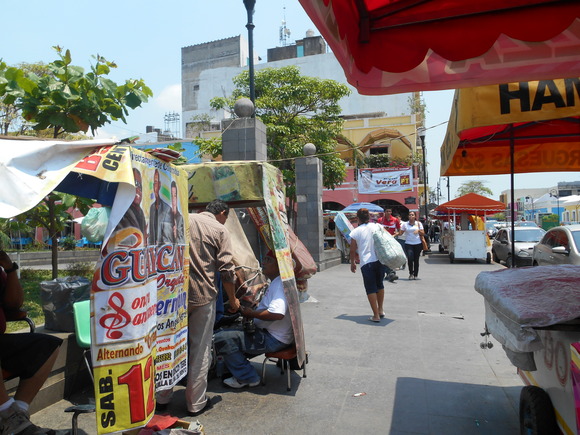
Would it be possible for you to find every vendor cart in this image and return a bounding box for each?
[434,193,504,264]
[475,265,580,434]
[447,229,490,264]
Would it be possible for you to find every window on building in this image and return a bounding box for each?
[369,145,389,155]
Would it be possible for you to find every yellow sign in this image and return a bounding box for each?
[441,78,580,177]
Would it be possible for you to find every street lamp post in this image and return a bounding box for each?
[525,196,535,223]
[418,127,428,221]
[550,189,560,224]
[243,0,256,106]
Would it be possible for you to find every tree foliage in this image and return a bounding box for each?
[0,46,152,138]
[0,48,152,277]
[364,153,421,169]
[456,180,493,198]
[206,66,351,197]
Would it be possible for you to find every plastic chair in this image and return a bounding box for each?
[65,301,96,434]
[72,300,93,382]
[261,344,307,391]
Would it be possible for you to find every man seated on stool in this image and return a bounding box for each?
[214,250,294,389]
[0,251,62,435]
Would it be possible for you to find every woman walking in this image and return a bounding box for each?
[397,211,424,280]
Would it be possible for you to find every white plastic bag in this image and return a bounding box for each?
[81,207,111,242]
[373,226,406,269]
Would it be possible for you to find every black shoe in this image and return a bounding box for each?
[388,273,398,282]
[187,395,217,417]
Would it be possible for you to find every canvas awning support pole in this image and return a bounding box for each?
[510,126,516,268]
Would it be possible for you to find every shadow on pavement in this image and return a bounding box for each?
[335,314,394,326]
[389,377,520,434]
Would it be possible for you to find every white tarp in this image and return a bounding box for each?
[0,138,116,218]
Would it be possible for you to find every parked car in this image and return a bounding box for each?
[515,221,539,227]
[532,224,580,266]
[492,227,546,267]
[485,221,498,238]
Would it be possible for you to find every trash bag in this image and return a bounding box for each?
[40,276,91,332]
[81,207,111,242]
[373,225,407,270]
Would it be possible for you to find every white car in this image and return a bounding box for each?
[532,225,580,266]
[491,227,545,267]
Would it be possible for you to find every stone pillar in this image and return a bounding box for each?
[221,98,266,258]
[296,143,324,265]
[221,98,267,162]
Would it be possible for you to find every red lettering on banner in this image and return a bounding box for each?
[157,274,185,293]
[100,245,185,287]
[129,249,147,281]
[133,305,156,326]
[143,330,157,350]
[102,252,130,285]
[76,154,102,171]
[99,292,131,340]
[147,247,157,278]
[131,294,150,310]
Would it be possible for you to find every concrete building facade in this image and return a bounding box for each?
[181,35,415,136]
[181,34,425,219]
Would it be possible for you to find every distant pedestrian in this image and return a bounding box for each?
[432,223,440,242]
[349,208,385,323]
[396,211,424,280]
[394,212,406,270]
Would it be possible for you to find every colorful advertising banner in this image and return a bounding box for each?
[187,161,263,205]
[260,164,306,366]
[357,167,413,194]
[73,147,189,434]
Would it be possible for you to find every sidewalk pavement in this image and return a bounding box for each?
[32,246,522,434]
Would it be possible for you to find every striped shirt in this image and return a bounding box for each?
[187,211,235,307]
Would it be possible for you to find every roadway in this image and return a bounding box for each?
[32,245,522,434]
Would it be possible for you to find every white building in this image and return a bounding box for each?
[181,34,415,136]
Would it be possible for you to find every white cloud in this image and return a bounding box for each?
[93,127,118,140]
[155,84,182,112]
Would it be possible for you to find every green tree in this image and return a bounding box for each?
[456,180,493,197]
[1,47,152,138]
[0,48,152,277]
[206,66,351,205]
[0,218,33,251]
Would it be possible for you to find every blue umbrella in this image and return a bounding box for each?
[342,202,383,213]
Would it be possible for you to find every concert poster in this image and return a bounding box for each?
[76,147,189,434]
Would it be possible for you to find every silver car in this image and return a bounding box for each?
[492,227,546,267]
[532,225,580,266]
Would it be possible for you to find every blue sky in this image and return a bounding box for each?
[3,0,578,200]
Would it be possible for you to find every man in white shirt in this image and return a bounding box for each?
[214,250,294,388]
[349,208,385,323]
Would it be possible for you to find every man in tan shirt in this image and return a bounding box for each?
[157,199,240,416]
